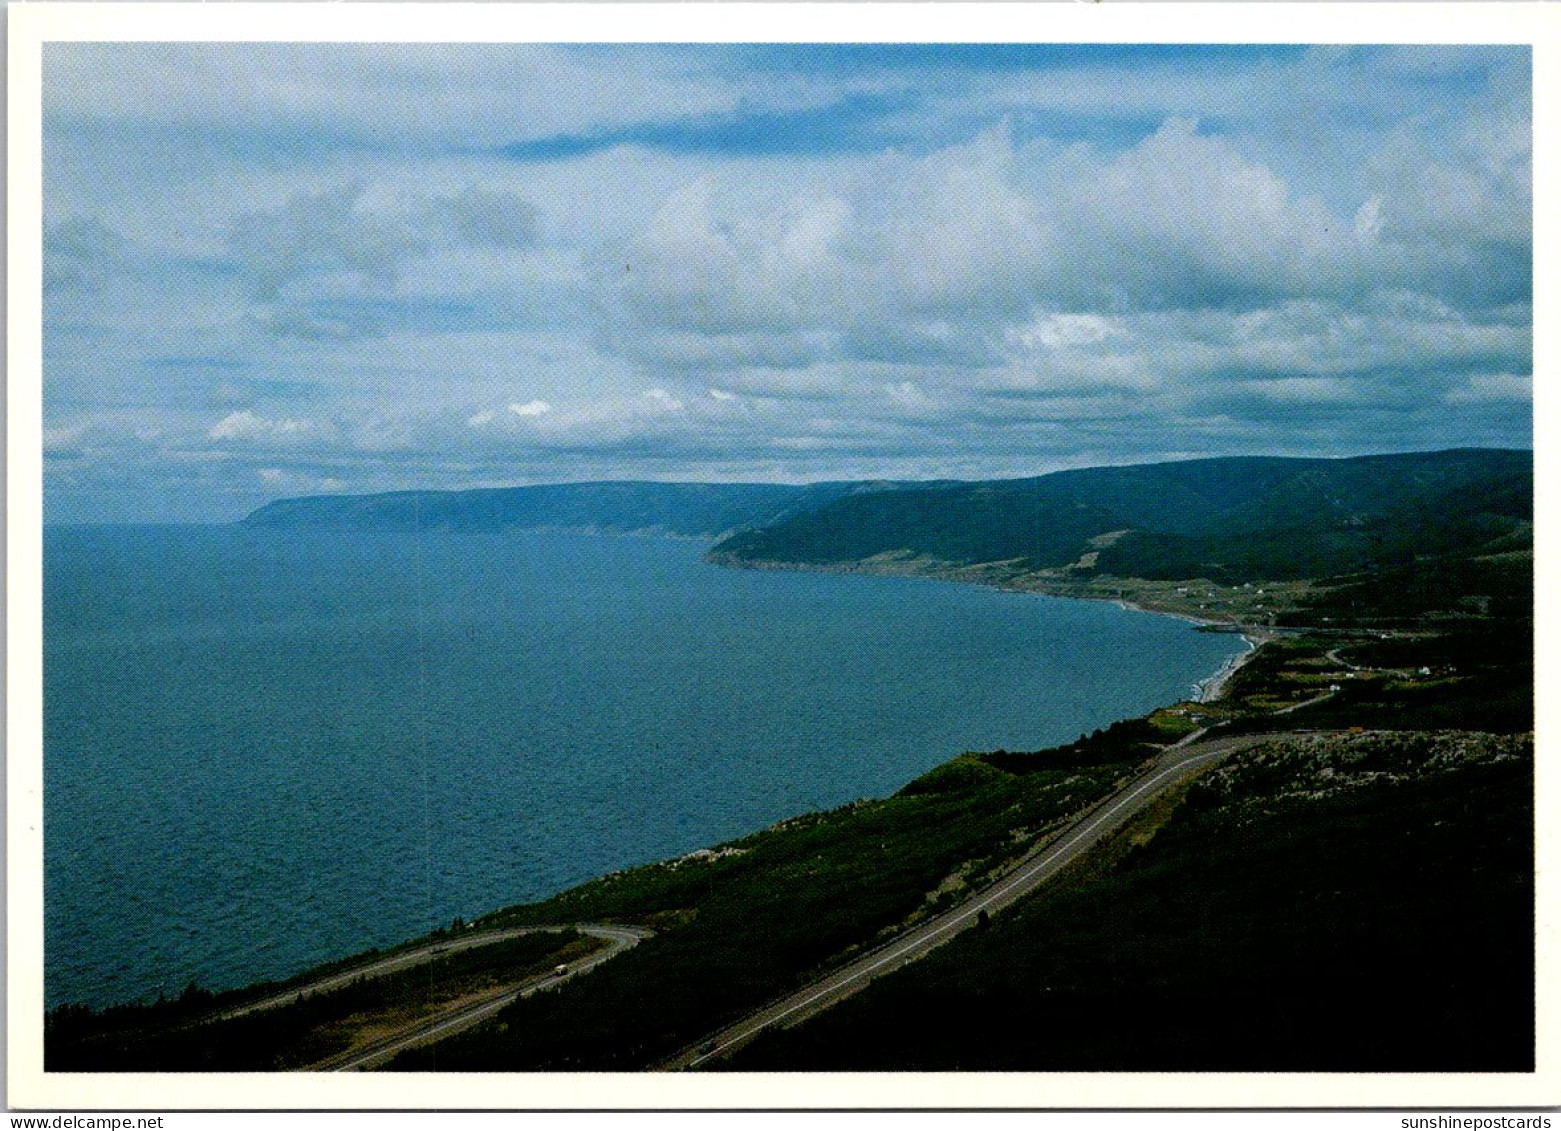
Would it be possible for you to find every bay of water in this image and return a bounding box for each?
[43,524,1243,1009]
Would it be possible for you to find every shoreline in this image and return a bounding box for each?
[56,545,1271,1016]
[707,551,1273,704]
[1192,633,1264,703]
[705,549,1233,618]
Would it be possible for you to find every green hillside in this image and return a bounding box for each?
[725,731,1533,1072]
[710,449,1531,585]
[68,446,1529,1075]
[240,480,886,538]
[239,450,1530,590]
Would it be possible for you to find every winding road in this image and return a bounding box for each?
[216,924,629,1022]
[657,731,1288,1070]
[187,923,649,1071]
[322,924,650,1071]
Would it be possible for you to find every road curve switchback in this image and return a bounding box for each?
[659,732,1286,1070]
[323,924,651,1071]
[216,923,648,1024]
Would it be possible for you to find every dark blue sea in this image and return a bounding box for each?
[43,525,1244,1009]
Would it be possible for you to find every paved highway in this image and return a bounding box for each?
[658,732,1286,1070]
[323,925,651,1071]
[217,924,639,1022]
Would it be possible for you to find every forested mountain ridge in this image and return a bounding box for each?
[240,479,924,539]
[708,448,1531,585]
[60,447,1535,1073]
[241,449,1530,588]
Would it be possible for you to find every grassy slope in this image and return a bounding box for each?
[49,450,1537,1073]
[1218,628,1533,736]
[48,623,1534,1072]
[387,741,1153,1070]
[46,930,596,1071]
[240,480,875,537]
[46,622,1534,1073]
[712,449,1531,585]
[725,732,1534,1072]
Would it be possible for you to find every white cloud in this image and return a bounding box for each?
[39,44,1531,519]
[1354,196,1384,242]
[1445,374,1532,404]
[885,381,933,410]
[596,116,1426,378]
[43,425,85,451]
[209,410,313,441]
[45,44,747,157]
[255,467,347,492]
[468,400,555,429]
[1008,314,1122,351]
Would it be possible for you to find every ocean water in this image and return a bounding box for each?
[43,525,1244,1009]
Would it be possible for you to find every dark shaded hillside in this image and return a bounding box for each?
[1284,551,1533,628]
[711,449,1531,585]
[240,450,1530,586]
[1039,456,1333,534]
[240,480,891,538]
[383,744,1140,1071]
[726,732,1533,1072]
[46,931,595,1071]
[706,482,1126,567]
[1195,448,1531,534]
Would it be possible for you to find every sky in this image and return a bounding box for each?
[41,42,1532,523]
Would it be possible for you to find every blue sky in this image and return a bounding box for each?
[41,43,1531,522]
